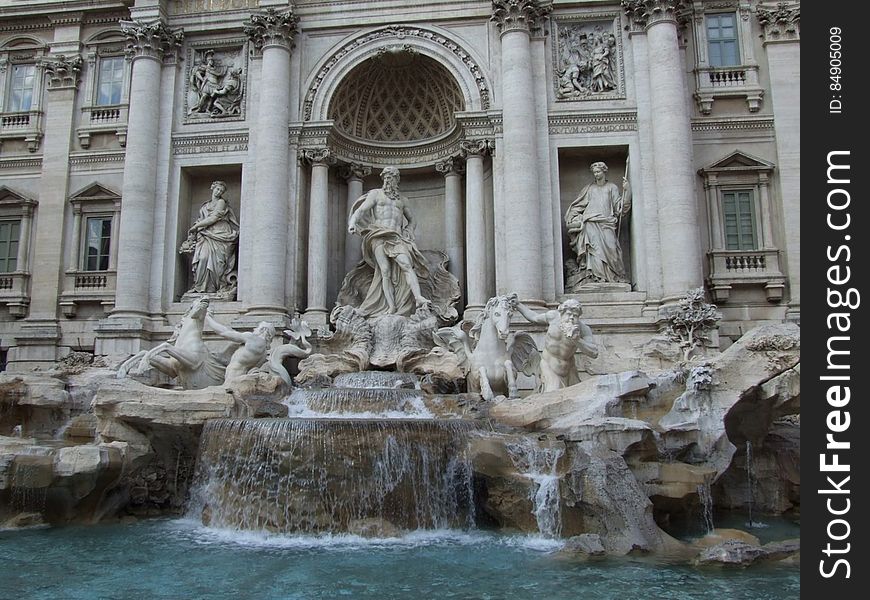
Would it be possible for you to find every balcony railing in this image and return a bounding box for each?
[0,271,30,317]
[694,65,763,114]
[0,110,43,152]
[78,103,129,149]
[707,249,786,303]
[60,269,116,317]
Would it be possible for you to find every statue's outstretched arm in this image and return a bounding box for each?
[516,302,549,326]
[205,313,247,344]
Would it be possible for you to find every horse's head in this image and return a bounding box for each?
[481,293,518,340]
[186,297,210,321]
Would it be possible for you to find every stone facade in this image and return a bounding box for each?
[0,0,800,370]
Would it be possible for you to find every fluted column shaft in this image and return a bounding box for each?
[342,164,370,274]
[436,158,465,296]
[113,53,163,316]
[244,8,298,315]
[303,149,333,324]
[644,9,703,300]
[463,142,490,310]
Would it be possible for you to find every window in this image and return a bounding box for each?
[0,220,20,273]
[84,216,112,271]
[96,56,125,106]
[722,190,756,251]
[8,64,36,112]
[706,14,740,67]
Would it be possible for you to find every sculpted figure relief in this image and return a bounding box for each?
[565,161,632,287]
[516,299,598,392]
[181,180,240,299]
[188,50,244,118]
[557,24,618,99]
[339,167,459,323]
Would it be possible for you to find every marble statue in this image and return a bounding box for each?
[180,180,240,299]
[434,293,539,401]
[339,167,459,323]
[205,313,275,384]
[210,67,243,117]
[565,161,631,287]
[516,299,598,392]
[557,24,618,99]
[117,298,226,390]
[263,318,314,386]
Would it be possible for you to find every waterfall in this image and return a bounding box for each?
[697,481,714,534]
[284,387,433,418]
[334,371,420,390]
[188,418,475,534]
[507,439,564,538]
[745,440,757,528]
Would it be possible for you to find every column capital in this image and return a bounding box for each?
[339,163,372,181]
[491,0,553,35]
[436,156,466,177]
[621,0,685,31]
[299,147,336,166]
[120,19,184,62]
[460,139,495,158]
[244,7,299,53]
[757,2,800,44]
[39,54,83,90]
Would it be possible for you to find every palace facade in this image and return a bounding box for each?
[0,0,800,371]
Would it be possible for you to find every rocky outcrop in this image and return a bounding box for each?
[696,538,800,567]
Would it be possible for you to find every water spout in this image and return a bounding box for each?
[697,481,714,534]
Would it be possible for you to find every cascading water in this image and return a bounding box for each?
[506,438,564,538]
[697,481,714,534]
[284,388,433,418]
[745,440,761,528]
[188,418,475,534]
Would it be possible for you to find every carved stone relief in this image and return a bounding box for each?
[185,45,246,122]
[553,15,625,101]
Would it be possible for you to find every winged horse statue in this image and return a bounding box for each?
[434,293,539,401]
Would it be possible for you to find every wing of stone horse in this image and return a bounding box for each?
[508,331,541,377]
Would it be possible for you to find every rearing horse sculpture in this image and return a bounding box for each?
[434,293,539,401]
[117,297,226,390]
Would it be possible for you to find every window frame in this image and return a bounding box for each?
[720,188,758,251]
[705,12,741,68]
[77,32,131,149]
[95,55,126,107]
[0,218,22,274]
[82,214,113,272]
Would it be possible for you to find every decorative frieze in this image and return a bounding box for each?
[39,54,83,90]
[243,8,299,53]
[120,20,184,62]
[490,0,553,35]
[553,14,625,101]
[756,2,800,43]
[171,0,259,15]
[547,111,637,135]
[185,44,247,122]
[621,0,685,32]
[172,132,249,155]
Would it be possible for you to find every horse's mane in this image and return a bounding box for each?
[469,294,518,340]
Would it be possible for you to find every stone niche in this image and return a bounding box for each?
[326,167,450,307]
[175,166,243,301]
[558,145,631,293]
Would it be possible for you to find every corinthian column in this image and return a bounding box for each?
[758,2,800,320]
[244,8,298,316]
[301,148,335,326]
[112,20,183,318]
[461,140,493,314]
[341,163,371,274]
[623,0,702,302]
[436,157,466,297]
[491,0,551,303]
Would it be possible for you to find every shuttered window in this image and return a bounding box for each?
[722,190,757,250]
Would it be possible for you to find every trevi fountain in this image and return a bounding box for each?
[0,0,800,598]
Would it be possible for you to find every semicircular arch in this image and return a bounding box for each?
[303,24,492,123]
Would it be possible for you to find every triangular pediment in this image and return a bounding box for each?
[0,185,36,206]
[69,182,121,203]
[702,151,775,173]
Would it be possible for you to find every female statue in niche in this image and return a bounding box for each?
[565,161,631,287]
[180,180,240,299]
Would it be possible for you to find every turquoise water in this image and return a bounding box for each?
[0,519,798,600]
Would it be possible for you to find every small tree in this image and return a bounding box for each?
[665,288,721,362]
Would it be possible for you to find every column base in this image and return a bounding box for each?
[94,315,165,359]
[8,320,63,371]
